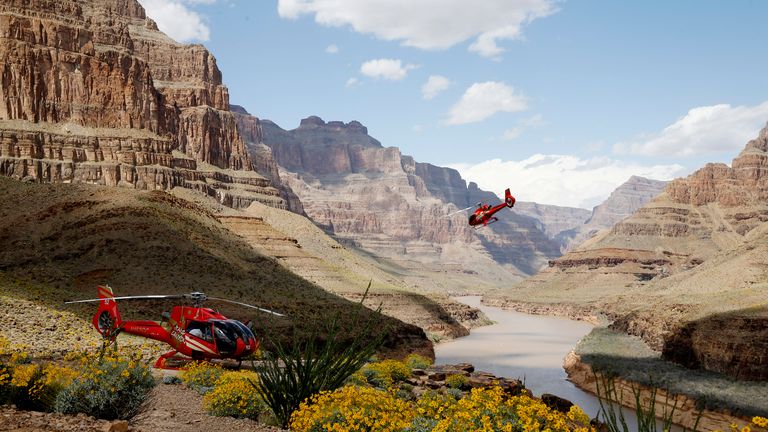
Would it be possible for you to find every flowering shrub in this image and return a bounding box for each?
[753,417,768,429]
[181,361,225,394]
[0,336,77,412]
[357,359,412,388]
[54,347,155,420]
[726,418,768,432]
[290,385,415,432]
[291,384,593,432]
[444,374,469,390]
[405,354,432,370]
[432,386,591,432]
[203,370,268,420]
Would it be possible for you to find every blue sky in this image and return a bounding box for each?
[138,0,768,208]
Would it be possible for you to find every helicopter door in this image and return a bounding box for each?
[186,320,213,343]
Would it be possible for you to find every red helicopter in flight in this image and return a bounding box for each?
[66,286,285,368]
[447,188,516,227]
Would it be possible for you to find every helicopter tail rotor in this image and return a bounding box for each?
[91,285,123,342]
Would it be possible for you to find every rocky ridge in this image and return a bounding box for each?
[235,114,562,292]
[515,176,668,252]
[0,0,284,209]
[487,124,768,380]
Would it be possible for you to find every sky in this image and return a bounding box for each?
[137,0,768,209]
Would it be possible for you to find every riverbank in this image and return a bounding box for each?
[565,351,756,432]
[564,326,768,431]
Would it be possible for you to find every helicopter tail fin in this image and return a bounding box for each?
[91,285,123,337]
[505,188,516,208]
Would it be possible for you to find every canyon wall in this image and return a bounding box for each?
[239,115,563,290]
[488,124,768,380]
[0,0,285,209]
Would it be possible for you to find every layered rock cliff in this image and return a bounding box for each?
[231,105,304,213]
[515,176,667,252]
[487,123,768,380]
[0,0,284,209]
[242,115,562,291]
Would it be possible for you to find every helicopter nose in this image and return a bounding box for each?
[235,337,247,356]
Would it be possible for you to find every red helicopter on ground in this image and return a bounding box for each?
[447,188,516,227]
[66,286,285,368]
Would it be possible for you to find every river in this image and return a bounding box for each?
[435,296,603,417]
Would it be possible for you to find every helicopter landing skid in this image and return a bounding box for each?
[474,217,499,229]
[153,350,191,370]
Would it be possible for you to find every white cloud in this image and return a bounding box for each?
[615,101,768,157]
[326,44,339,54]
[449,155,686,208]
[502,114,544,140]
[345,77,360,88]
[277,0,557,58]
[139,0,210,42]
[421,75,451,100]
[360,59,417,81]
[447,81,527,125]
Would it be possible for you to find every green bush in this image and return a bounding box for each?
[358,359,411,388]
[55,348,155,420]
[180,361,225,394]
[203,371,268,420]
[445,373,469,390]
[404,353,432,370]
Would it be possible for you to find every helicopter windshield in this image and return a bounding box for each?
[212,320,253,355]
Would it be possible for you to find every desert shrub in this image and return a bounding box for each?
[445,388,463,400]
[405,353,432,370]
[445,373,469,390]
[416,389,458,419]
[252,281,388,428]
[203,370,268,420]
[431,386,584,432]
[180,361,225,394]
[359,359,411,388]
[162,375,182,385]
[289,385,414,432]
[54,347,155,420]
[753,416,768,429]
[9,363,77,412]
[0,363,10,404]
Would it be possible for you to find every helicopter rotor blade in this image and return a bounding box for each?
[65,294,184,304]
[207,297,286,317]
[444,205,473,218]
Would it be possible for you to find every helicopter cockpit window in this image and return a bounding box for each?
[186,321,213,343]
[212,320,240,355]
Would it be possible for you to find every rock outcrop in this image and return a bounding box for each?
[513,202,591,247]
[248,115,562,291]
[487,123,768,380]
[0,0,285,209]
[231,105,304,213]
[514,176,667,252]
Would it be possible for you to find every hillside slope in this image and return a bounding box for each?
[0,178,431,357]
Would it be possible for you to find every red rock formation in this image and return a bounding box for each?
[0,0,285,209]
[254,116,561,280]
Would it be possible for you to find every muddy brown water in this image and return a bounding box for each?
[435,296,671,432]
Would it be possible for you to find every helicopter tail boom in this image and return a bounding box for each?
[91,285,123,337]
